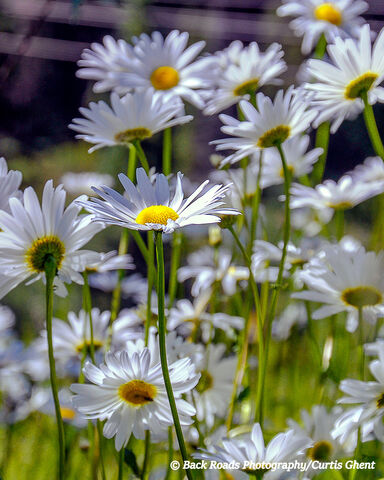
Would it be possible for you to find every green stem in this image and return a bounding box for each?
[258,143,292,425]
[44,256,65,480]
[227,225,264,426]
[118,448,124,480]
[164,427,174,480]
[361,91,384,159]
[312,121,330,184]
[155,232,194,480]
[163,127,172,176]
[168,231,183,308]
[248,152,263,257]
[358,306,365,380]
[133,140,150,174]
[314,33,327,59]
[83,271,95,363]
[141,431,150,480]
[145,232,155,347]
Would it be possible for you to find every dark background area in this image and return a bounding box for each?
[0,0,384,178]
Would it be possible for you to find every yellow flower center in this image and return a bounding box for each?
[233,78,260,97]
[25,235,65,273]
[150,66,180,90]
[257,125,291,149]
[314,3,342,25]
[75,340,104,354]
[60,406,76,421]
[341,286,383,308]
[344,72,379,100]
[118,380,157,406]
[135,205,179,225]
[307,440,333,461]
[377,393,384,409]
[114,127,152,144]
[196,370,214,394]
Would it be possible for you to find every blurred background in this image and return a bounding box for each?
[1,0,384,176]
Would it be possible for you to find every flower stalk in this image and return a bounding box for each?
[155,231,194,480]
[44,255,65,480]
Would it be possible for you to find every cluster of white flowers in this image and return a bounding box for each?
[2,1,384,478]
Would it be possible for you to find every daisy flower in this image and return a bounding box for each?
[203,41,287,115]
[84,250,134,273]
[334,351,384,442]
[60,172,114,196]
[261,135,322,188]
[40,388,87,428]
[272,302,308,340]
[78,167,238,234]
[69,89,192,153]
[288,175,384,221]
[168,293,244,341]
[288,405,353,466]
[304,24,384,132]
[194,423,312,478]
[0,157,22,213]
[178,247,248,297]
[348,156,384,187]
[0,304,15,336]
[76,35,136,94]
[0,180,103,299]
[210,160,262,210]
[212,88,317,166]
[277,0,368,54]
[191,343,237,428]
[293,244,384,332]
[71,348,199,450]
[43,308,111,362]
[115,30,212,107]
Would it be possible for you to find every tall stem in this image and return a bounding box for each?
[259,143,292,424]
[145,232,155,344]
[44,256,65,480]
[168,231,183,308]
[312,121,330,184]
[227,225,263,427]
[83,271,95,363]
[358,306,365,380]
[361,91,384,159]
[163,127,172,176]
[155,232,194,480]
[133,140,150,174]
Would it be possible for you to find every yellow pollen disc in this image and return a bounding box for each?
[233,78,260,97]
[60,407,76,420]
[341,286,383,308]
[307,440,333,461]
[118,380,157,406]
[257,125,291,149]
[344,72,379,100]
[135,205,179,226]
[75,340,104,353]
[377,393,384,409]
[114,127,152,144]
[196,370,214,394]
[150,66,180,90]
[314,3,342,25]
[25,235,65,273]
